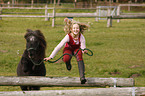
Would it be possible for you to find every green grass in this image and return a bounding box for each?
[0,17,145,91]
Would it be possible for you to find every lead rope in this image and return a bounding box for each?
[30,48,93,65]
[47,48,93,63]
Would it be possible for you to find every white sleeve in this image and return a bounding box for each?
[50,34,69,58]
[80,34,86,49]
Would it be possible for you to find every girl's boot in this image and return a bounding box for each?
[78,60,86,84]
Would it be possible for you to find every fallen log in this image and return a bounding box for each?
[0,87,145,96]
[0,76,134,87]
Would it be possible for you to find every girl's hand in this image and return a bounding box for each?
[82,50,88,54]
[44,57,52,61]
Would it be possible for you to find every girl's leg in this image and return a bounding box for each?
[63,47,73,71]
[74,49,86,84]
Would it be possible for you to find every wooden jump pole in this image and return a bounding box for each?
[0,87,145,96]
[0,76,134,87]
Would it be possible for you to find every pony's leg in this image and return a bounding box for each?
[31,86,40,90]
[20,86,28,91]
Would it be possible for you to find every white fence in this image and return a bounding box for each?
[0,4,145,27]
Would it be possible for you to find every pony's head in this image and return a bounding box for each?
[24,29,46,61]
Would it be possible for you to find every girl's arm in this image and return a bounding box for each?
[44,35,69,61]
[80,34,87,53]
[80,34,86,49]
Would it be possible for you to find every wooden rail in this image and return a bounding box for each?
[0,76,134,87]
[107,15,145,27]
[0,13,97,18]
[0,87,145,96]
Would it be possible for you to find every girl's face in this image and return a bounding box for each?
[72,24,80,35]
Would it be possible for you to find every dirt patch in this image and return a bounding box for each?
[129,65,142,68]
[0,50,8,53]
[109,71,121,76]
[129,73,141,78]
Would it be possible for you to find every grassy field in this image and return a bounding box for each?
[0,17,145,91]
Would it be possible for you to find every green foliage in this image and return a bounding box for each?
[0,17,145,91]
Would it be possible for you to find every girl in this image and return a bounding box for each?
[44,18,89,84]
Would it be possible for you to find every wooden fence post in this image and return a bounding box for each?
[107,8,112,27]
[117,5,120,23]
[95,6,99,22]
[7,1,10,7]
[31,0,34,8]
[52,0,56,27]
[52,7,55,27]
[45,4,48,21]
[0,4,2,20]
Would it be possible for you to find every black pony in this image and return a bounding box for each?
[17,29,47,91]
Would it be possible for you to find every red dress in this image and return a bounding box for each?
[63,34,83,62]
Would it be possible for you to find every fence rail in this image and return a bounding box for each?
[0,87,145,96]
[0,76,134,87]
[107,15,145,27]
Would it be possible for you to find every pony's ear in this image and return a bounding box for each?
[27,29,33,32]
[35,30,41,33]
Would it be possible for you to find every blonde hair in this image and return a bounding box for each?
[64,18,89,34]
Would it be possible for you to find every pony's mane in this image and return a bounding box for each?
[24,29,47,58]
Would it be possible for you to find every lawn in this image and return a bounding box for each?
[0,17,145,91]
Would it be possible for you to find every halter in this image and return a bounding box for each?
[26,42,39,51]
[28,52,44,66]
[26,41,43,66]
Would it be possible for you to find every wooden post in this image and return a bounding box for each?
[31,0,34,8]
[0,4,2,20]
[95,0,98,2]
[52,0,56,27]
[12,0,15,7]
[95,6,100,22]
[45,4,48,21]
[74,0,77,8]
[128,1,132,11]
[107,8,112,27]
[7,1,10,7]
[109,0,112,4]
[117,5,120,23]
[91,0,93,8]
[52,7,55,27]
